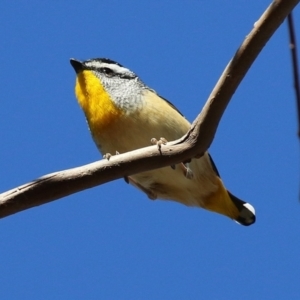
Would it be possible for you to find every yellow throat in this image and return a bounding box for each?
[75,70,123,132]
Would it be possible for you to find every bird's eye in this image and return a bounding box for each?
[101,67,114,77]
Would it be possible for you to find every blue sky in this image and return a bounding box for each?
[1,1,300,299]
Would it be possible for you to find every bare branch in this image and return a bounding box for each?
[186,0,300,149]
[0,0,299,219]
[287,13,300,137]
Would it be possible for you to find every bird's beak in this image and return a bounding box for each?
[70,58,84,73]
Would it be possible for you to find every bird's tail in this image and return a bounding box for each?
[202,177,256,226]
[227,191,256,226]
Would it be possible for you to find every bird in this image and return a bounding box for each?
[70,57,255,226]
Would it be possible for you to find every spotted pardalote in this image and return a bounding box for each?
[70,58,255,226]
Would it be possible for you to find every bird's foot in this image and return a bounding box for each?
[151,137,168,150]
[103,153,112,160]
[151,137,175,169]
[150,137,193,178]
[103,151,120,160]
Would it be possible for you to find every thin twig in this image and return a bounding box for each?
[287,13,300,137]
